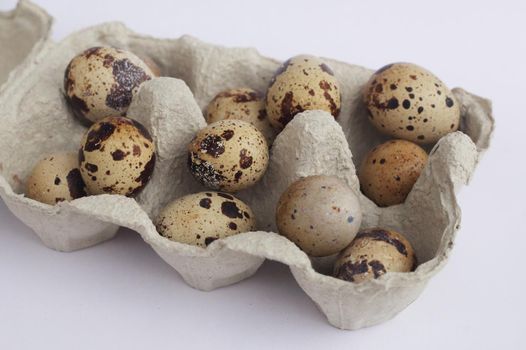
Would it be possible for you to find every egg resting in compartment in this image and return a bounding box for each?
[276,175,363,257]
[359,139,428,207]
[155,191,256,248]
[187,119,269,192]
[64,46,154,125]
[206,88,275,144]
[26,153,87,205]
[137,54,161,77]
[363,62,460,144]
[79,116,156,197]
[266,55,341,130]
[334,228,417,283]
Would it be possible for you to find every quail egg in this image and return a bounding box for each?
[138,54,161,77]
[266,55,341,130]
[276,175,362,257]
[334,228,417,283]
[64,46,155,125]
[206,88,275,144]
[26,153,87,205]
[359,139,427,207]
[363,62,460,144]
[79,116,156,197]
[155,191,256,247]
[188,119,269,192]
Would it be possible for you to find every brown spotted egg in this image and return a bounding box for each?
[26,153,87,205]
[334,228,417,283]
[155,191,256,248]
[79,116,156,197]
[276,175,362,257]
[187,119,269,192]
[64,46,155,125]
[359,139,428,207]
[206,88,275,144]
[266,55,341,130]
[363,63,460,144]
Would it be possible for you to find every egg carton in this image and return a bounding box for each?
[0,1,494,331]
[0,0,51,89]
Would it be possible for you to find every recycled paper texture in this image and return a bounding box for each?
[0,3,494,330]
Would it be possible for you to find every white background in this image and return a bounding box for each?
[1,0,524,349]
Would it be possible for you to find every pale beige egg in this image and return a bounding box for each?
[276,175,362,257]
[79,116,156,197]
[334,228,417,283]
[206,88,275,144]
[137,54,161,77]
[26,153,87,205]
[363,62,460,144]
[64,46,154,125]
[187,119,269,192]
[266,55,341,130]
[155,191,256,248]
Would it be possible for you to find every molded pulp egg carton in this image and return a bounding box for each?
[0,1,494,330]
[0,0,51,88]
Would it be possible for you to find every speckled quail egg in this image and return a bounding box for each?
[79,116,156,197]
[276,175,362,257]
[266,55,341,130]
[334,228,417,283]
[363,62,460,144]
[137,54,161,77]
[64,46,155,125]
[359,139,428,207]
[187,119,269,192]
[25,153,87,205]
[206,88,275,144]
[155,191,256,247]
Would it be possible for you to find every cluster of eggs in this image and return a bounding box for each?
[156,57,343,246]
[157,114,271,247]
[27,115,157,204]
[25,46,461,284]
[359,62,460,207]
[26,47,158,205]
[275,175,417,283]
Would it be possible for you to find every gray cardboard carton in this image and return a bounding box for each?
[0,2,494,330]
